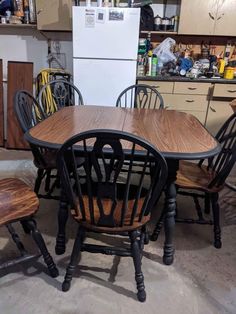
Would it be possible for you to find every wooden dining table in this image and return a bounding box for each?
[25,105,221,265]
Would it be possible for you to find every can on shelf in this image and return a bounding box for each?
[224,67,235,80]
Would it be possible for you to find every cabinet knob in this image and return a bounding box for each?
[188,87,197,90]
[186,100,194,103]
[37,9,43,15]
[227,90,236,93]
[210,106,216,112]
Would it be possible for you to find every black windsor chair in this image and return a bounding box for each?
[38,79,84,116]
[14,90,59,200]
[116,84,164,109]
[57,129,168,302]
[151,112,236,249]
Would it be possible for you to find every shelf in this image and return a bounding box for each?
[141,31,178,35]
[0,24,37,29]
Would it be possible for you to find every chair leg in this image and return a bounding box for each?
[204,193,211,214]
[129,230,146,302]
[34,169,44,194]
[6,224,27,255]
[20,220,31,234]
[193,196,204,221]
[62,226,85,292]
[55,192,69,255]
[24,219,59,278]
[150,208,165,241]
[142,225,149,245]
[211,193,222,249]
[45,170,52,192]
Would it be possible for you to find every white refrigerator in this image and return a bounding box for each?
[72,6,140,106]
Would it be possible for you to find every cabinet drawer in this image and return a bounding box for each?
[174,82,211,95]
[213,83,236,98]
[163,94,208,111]
[137,80,174,94]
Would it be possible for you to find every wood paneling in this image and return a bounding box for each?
[6,61,33,149]
[0,60,4,146]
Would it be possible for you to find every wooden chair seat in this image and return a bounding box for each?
[0,178,39,226]
[0,177,58,277]
[71,196,150,233]
[176,161,223,192]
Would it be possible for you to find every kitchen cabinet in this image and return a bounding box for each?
[35,0,73,31]
[178,0,236,36]
[205,82,235,135]
[206,100,233,136]
[178,0,216,35]
[138,80,210,124]
[213,0,236,36]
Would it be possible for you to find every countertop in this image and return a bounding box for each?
[137,75,236,84]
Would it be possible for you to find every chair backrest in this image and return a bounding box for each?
[57,129,168,229]
[14,90,52,168]
[208,112,236,188]
[14,90,46,133]
[116,84,164,109]
[38,79,84,117]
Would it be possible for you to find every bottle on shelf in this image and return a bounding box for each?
[13,0,24,18]
[151,54,158,76]
[28,0,36,24]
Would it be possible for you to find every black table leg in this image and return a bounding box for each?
[151,159,178,265]
[55,188,68,255]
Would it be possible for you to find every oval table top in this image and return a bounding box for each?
[25,106,221,160]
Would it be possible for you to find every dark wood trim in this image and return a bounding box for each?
[6,61,33,149]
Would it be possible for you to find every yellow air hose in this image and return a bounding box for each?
[36,68,71,117]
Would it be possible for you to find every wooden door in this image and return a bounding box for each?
[214,0,236,36]
[0,60,4,146]
[178,0,216,35]
[36,0,73,31]
[6,61,33,149]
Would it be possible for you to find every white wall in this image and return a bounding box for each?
[0,28,73,139]
[0,28,73,79]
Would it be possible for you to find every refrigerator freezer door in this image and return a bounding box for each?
[73,7,140,60]
[73,58,137,107]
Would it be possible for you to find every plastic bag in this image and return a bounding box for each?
[153,37,177,65]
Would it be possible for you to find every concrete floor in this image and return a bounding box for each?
[0,149,235,314]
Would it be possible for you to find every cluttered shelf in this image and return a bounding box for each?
[136,75,236,84]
